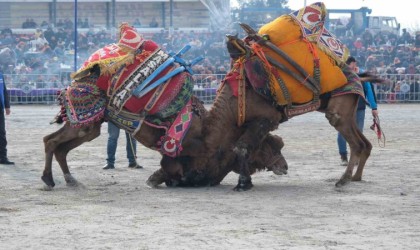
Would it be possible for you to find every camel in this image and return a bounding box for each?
[42,29,383,191]
[41,36,288,191]
[42,87,287,190]
[146,22,387,191]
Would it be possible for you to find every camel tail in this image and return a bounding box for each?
[358,72,389,84]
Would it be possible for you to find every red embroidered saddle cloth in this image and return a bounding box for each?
[105,40,191,117]
[73,23,190,118]
[70,24,194,157]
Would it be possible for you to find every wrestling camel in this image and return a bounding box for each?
[41,24,288,190]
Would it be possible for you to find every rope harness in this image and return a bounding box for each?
[370,115,386,147]
[228,27,324,126]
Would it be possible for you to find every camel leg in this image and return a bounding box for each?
[326,95,371,187]
[145,155,184,189]
[54,122,101,186]
[42,124,77,188]
[352,131,372,181]
[233,118,277,191]
[42,122,101,189]
[146,168,169,188]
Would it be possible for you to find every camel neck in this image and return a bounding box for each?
[203,85,239,154]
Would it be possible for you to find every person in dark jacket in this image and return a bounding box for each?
[0,69,14,165]
[338,56,379,166]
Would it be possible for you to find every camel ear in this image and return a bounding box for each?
[239,23,257,35]
[225,33,238,39]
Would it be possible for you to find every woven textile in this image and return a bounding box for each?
[289,2,349,63]
[157,99,193,157]
[332,64,365,98]
[60,24,196,157]
[61,76,106,127]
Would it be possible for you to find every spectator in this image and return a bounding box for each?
[133,18,142,28]
[103,121,143,170]
[415,32,420,49]
[149,17,159,28]
[399,28,413,45]
[400,80,410,101]
[0,68,14,165]
[353,37,363,50]
[361,28,373,47]
[40,20,49,29]
[82,18,90,28]
[409,80,420,101]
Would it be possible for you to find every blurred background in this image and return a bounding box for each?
[0,0,419,104]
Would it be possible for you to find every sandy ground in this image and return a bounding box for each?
[0,104,419,250]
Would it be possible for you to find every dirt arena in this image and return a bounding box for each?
[1,104,419,249]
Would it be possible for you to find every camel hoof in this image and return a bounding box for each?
[41,175,55,188]
[335,178,350,187]
[146,179,160,188]
[233,176,253,191]
[42,185,54,191]
[64,174,79,187]
[352,176,362,181]
[66,181,79,187]
[146,174,164,188]
[233,182,253,191]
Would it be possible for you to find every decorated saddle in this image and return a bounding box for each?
[254,2,351,104]
[57,23,202,157]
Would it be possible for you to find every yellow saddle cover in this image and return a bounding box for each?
[258,2,349,104]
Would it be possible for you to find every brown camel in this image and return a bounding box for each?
[146,24,387,191]
[42,91,287,190]
[41,58,287,191]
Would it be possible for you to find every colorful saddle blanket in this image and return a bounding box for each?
[63,24,195,157]
[257,2,349,104]
[59,76,107,127]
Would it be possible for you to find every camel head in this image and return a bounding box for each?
[225,34,251,61]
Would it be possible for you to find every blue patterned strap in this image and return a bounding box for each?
[136,56,204,98]
[132,44,191,97]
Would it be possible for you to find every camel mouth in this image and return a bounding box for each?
[225,34,249,59]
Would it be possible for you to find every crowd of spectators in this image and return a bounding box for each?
[0,20,419,101]
[0,21,231,89]
[334,26,420,102]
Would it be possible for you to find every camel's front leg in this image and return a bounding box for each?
[42,122,101,189]
[42,124,75,189]
[233,118,277,191]
[54,122,101,186]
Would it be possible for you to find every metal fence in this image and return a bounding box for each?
[5,73,420,105]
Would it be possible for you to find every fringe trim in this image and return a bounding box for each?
[68,110,105,128]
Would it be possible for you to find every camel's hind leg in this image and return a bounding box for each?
[325,95,371,187]
[42,122,101,189]
[352,131,372,181]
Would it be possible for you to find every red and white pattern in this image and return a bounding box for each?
[289,2,348,62]
[158,100,193,157]
[118,22,145,51]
